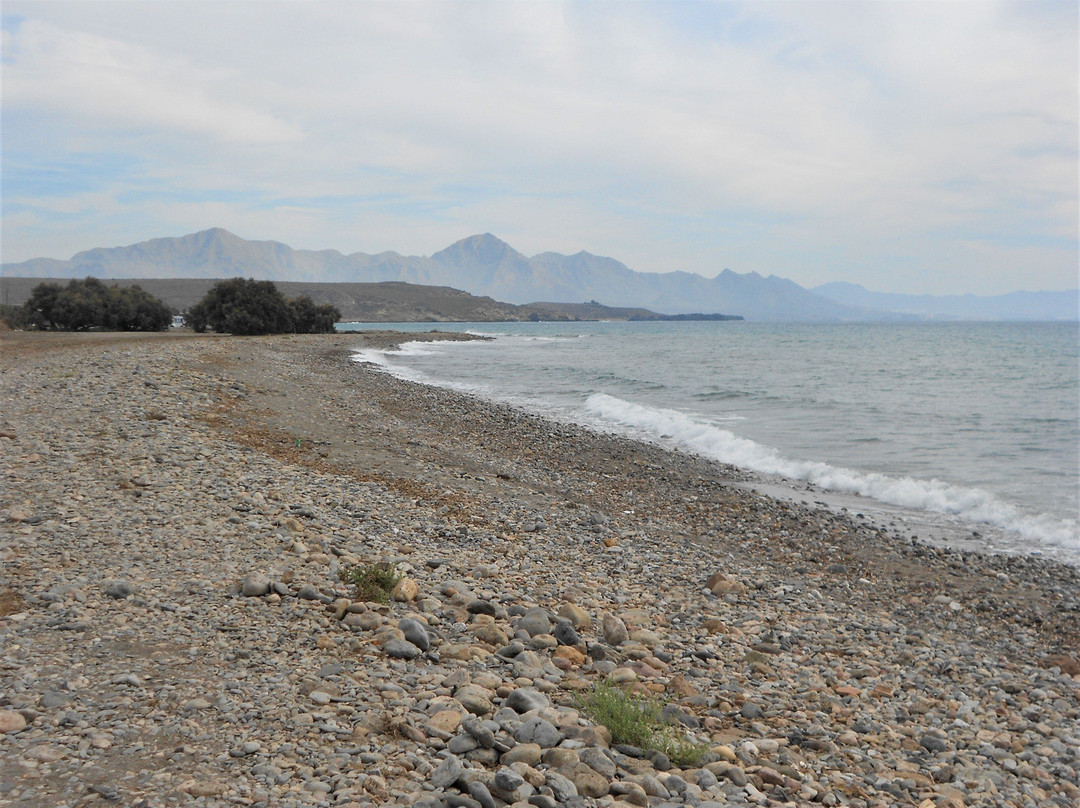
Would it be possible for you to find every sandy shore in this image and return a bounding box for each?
[1,331,1077,808]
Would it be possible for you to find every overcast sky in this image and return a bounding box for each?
[2,1,1076,295]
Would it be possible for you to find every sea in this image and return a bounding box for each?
[338,320,1080,565]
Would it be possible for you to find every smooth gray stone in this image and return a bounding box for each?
[383,638,421,659]
[241,574,270,597]
[430,755,464,789]
[493,768,525,791]
[579,747,616,778]
[517,608,552,638]
[104,580,136,599]
[399,618,431,651]
[504,688,549,714]
[543,771,579,801]
[467,781,497,808]
[513,716,563,748]
[552,620,580,646]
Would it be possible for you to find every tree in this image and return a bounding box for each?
[188,278,296,335]
[22,282,64,329]
[105,285,173,331]
[17,278,172,331]
[289,295,340,334]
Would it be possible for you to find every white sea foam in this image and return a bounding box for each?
[585,393,1079,551]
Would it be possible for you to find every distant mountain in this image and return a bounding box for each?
[1,228,867,321]
[813,282,1079,322]
[5,228,1072,321]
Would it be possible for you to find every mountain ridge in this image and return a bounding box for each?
[4,229,1075,321]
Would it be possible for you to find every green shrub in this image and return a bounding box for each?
[577,681,707,768]
[338,562,402,604]
[18,278,172,331]
[187,279,340,335]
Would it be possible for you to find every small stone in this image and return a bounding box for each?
[602,613,629,645]
[514,716,563,748]
[0,710,26,733]
[241,573,271,597]
[517,608,552,638]
[740,701,764,719]
[558,603,592,629]
[431,755,464,788]
[564,762,611,798]
[456,683,496,715]
[493,767,526,792]
[920,734,949,753]
[399,618,431,650]
[392,578,419,601]
[501,743,542,766]
[467,781,497,808]
[552,620,580,646]
[427,709,463,735]
[466,599,498,616]
[187,782,226,798]
[383,637,422,659]
[505,688,550,713]
[103,580,136,599]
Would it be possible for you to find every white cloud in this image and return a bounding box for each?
[1,0,1075,294]
[2,18,301,144]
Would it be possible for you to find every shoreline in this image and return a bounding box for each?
[2,331,1078,807]
[338,323,1079,565]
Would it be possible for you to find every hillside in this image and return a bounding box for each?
[1,277,741,323]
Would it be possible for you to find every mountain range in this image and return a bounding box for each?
[3,228,1076,321]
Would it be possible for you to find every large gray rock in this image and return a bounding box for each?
[504,688,550,714]
[513,716,563,748]
[602,613,629,645]
[516,607,552,638]
[580,747,617,778]
[241,573,271,597]
[383,638,421,659]
[552,620,580,646]
[399,618,431,651]
[430,755,464,788]
[544,770,579,801]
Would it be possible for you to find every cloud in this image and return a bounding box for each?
[2,17,302,145]
[1,1,1076,294]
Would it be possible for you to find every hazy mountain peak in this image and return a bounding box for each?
[431,233,522,265]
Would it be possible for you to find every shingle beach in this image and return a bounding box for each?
[2,331,1077,808]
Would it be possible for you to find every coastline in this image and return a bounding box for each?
[2,331,1077,807]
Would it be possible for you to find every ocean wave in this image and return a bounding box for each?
[584,393,1079,551]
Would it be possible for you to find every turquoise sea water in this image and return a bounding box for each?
[340,321,1079,563]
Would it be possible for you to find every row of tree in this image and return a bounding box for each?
[5,277,340,335]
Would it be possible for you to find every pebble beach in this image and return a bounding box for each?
[1,331,1078,808]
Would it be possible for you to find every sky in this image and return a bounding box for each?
[1,1,1077,295]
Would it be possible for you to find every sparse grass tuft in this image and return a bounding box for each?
[577,681,708,768]
[338,561,402,604]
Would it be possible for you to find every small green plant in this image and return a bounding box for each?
[578,681,707,768]
[338,562,402,604]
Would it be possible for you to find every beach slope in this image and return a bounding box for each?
[1,331,1077,807]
